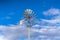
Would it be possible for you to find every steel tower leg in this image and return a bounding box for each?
[28,27,30,40]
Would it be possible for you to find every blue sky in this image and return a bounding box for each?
[0,0,60,25]
[0,0,60,40]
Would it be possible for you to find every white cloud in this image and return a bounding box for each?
[31,26,60,40]
[0,25,28,40]
[0,23,60,40]
[0,35,6,40]
[40,8,60,26]
[43,8,60,16]
[41,19,60,26]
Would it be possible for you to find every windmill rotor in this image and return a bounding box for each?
[24,9,37,27]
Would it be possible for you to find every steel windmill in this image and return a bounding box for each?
[20,9,36,40]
